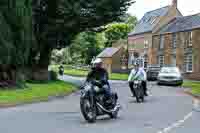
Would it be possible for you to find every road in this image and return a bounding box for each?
[0,75,199,133]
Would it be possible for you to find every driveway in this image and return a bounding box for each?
[0,75,199,133]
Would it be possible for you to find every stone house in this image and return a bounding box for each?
[151,14,200,80]
[128,0,182,68]
[97,47,125,74]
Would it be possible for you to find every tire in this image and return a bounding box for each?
[80,98,97,123]
[140,96,144,103]
[136,97,140,103]
[135,85,144,103]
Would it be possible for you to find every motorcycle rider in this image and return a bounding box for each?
[86,58,112,102]
[59,64,64,75]
[128,62,148,97]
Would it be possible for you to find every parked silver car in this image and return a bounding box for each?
[157,67,183,86]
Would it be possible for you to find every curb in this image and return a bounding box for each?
[184,90,200,112]
[184,90,200,100]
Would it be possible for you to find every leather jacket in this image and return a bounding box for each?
[86,67,109,87]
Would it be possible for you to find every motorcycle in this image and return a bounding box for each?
[59,67,64,76]
[80,80,121,123]
[131,80,144,103]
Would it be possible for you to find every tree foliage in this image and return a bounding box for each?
[104,23,132,47]
[104,14,137,47]
[0,0,133,82]
[32,0,133,49]
[0,0,33,66]
[70,32,102,65]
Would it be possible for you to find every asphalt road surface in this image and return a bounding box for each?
[0,75,199,133]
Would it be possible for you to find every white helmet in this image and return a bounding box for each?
[93,58,102,64]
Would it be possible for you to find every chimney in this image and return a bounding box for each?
[172,0,177,8]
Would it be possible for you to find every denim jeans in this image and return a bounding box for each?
[103,83,111,97]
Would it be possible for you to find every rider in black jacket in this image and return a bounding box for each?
[86,58,111,99]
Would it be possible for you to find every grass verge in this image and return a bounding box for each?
[51,65,129,80]
[0,80,77,107]
[183,81,200,96]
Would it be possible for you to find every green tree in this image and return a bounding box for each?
[70,32,102,65]
[104,23,132,47]
[31,0,133,80]
[0,0,133,83]
[0,0,34,83]
[124,14,138,29]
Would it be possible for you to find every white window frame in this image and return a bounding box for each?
[172,33,177,48]
[144,40,149,48]
[159,35,164,49]
[189,32,193,46]
[185,54,193,73]
[159,55,164,67]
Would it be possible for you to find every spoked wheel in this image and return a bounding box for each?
[80,98,97,123]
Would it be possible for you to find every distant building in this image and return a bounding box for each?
[128,0,200,80]
[151,14,200,80]
[128,0,182,68]
[97,47,125,73]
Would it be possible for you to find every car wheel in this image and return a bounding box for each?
[178,82,183,86]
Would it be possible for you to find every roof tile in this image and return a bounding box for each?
[159,14,200,34]
[129,6,170,36]
[97,47,120,58]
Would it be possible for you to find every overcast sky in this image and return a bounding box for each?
[128,0,200,20]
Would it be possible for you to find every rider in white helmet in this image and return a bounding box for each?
[86,58,112,100]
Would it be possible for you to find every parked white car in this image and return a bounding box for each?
[157,67,183,86]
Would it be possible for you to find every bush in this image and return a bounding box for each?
[49,71,58,81]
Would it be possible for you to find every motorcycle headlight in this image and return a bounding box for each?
[134,81,139,84]
[94,86,100,92]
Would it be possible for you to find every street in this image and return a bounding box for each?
[0,75,199,133]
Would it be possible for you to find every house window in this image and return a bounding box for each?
[189,31,192,46]
[144,55,148,68]
[159,35,164,49]
[184,54,193,72]
[172,33,177,48]
[159,55,164,67]
[144,40,149,48]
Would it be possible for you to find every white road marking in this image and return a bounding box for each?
[156,112,193,133]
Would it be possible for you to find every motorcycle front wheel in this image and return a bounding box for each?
[109,109,119,119]
[135,86,144,103]
[80,98,97,123]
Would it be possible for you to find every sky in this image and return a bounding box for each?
[128,0,200,20]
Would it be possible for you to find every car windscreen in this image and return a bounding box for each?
[160,67,179,73]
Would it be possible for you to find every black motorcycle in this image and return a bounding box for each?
[80,80,120,123]
[58,67,64,76]
[131,80,144,103]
